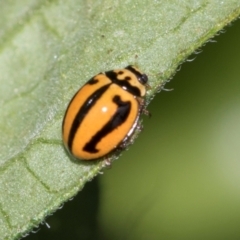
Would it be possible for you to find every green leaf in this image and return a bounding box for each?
[0,0,240,239]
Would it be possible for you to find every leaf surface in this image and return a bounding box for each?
[0,0,240,239]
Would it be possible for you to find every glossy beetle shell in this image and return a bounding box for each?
[62,65,148,160]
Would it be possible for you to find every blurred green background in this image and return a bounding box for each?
[28,19,240,240]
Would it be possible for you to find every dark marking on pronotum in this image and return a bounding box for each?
[68,83,111,151]
[83,95,131,153]
[125,65,148,85]
[105,70,141,97]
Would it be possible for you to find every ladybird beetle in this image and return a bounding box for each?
[62,65,149,160]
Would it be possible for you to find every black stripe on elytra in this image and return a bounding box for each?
[125,65,148,85]
[105,70,142,97]
[83,95,131,154]
[62,77,99,133]
[68,82,111,151]
[88,77,99,85]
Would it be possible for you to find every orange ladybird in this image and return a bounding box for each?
[62,65,149,160]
